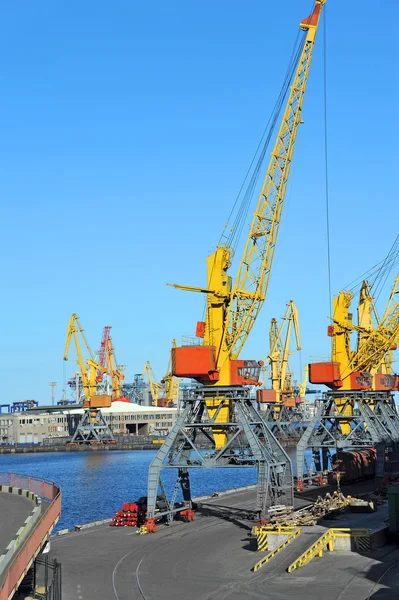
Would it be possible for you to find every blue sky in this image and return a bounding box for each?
[0,1,397,404]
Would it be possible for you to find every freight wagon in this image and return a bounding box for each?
[328,448,376,484]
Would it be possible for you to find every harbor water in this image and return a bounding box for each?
[0,446,305,532]
[0,450,259,531]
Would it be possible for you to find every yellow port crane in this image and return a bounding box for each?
[146,1,325,524]
[64,314,113,443]
[346,274,399,383]
[143,347,180,407]
[160,340,180,407]
[170,1,324,444]
[106,334,129,402]
[64,314,108,402]
[267,300,301,418]
[142,361,162,407]
[311,273,399,392]
[298,365,309,399]
[309,273,399,435]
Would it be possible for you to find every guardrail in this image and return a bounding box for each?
[287,528,371,572]
[0,488,42,577]
[0,473,61,600]
[253,527,301,572]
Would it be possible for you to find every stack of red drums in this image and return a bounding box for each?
[110,502,140,527]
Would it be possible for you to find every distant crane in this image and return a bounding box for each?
[160,340,180,407]
[266,300,301,418]
[147,1,325,525]
[64,314,114,444]
[106,334,129,402]
[309,273,399,393]
[97,326,111,383]
[143,344,180,408]
[142,361,162,407]
[299,262,399,489]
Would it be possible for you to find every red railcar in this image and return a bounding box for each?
[329,448,376,484]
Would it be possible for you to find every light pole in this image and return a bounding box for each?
[49,382,57,406]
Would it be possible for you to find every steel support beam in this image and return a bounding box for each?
[70,409,114,443]
[296,391,399,483]
[146,386,293,521]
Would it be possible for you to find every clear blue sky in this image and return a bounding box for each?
[0,1,397,404]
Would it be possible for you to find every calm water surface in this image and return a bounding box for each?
[0,450,259,531]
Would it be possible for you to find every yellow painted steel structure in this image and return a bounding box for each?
[106,335,126,400]
[162,339,180,406]
[63,313,107,402]
[253,527,301,572]
[351,274,399,377]
[63,314,111,425]
[143,344,180,407]
[298,364,308,399]
[268,301,301,417]
[143,361,162,407]
[170,2,324,448]
[328,273,399,435]
[170,1,325,388]
[287,528,370,572]
[328,274,399,435]
[332,275,399,389]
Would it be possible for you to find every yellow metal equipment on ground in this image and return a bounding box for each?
[253,527,301,572]
[287,528,371,572]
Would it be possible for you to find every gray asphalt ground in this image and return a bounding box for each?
[50,487,399,600]
[0,491,36,556]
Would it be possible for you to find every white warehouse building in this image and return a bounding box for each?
[0,401,179,445]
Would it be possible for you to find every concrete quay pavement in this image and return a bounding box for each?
[0,491,36,557]
[50,487,399,600]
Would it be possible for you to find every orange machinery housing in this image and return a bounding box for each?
[308,362,342,388]
[256,389,300,408]
[171,345,262,386]
[308,362,399,391]
[83,394,112,409]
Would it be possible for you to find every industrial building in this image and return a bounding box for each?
[0,401,179,445]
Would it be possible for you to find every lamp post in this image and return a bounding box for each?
[49,382,57,406]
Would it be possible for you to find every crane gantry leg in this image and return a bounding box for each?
[296,391,399,488]
[69,408,114,444]
[146,387,293,522]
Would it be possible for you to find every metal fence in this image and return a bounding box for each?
[18,556,62,600]
[0,473,61,599]
[33,556,62,600]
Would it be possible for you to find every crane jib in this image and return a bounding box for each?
[170,1,324,386]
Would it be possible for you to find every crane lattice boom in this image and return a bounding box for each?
[224,2,324,362]
[350,274,399,375]
[170,1,324,386]
[97,326,111,382]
